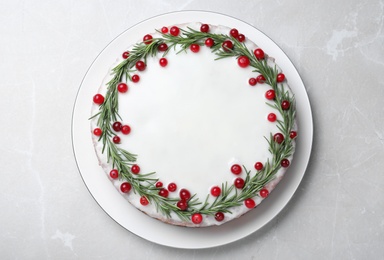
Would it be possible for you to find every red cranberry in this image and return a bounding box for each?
[112,122,122,132]
[274,133,284,144]
[158,43,168,52]
[122,51,129,59]
[260,188,269,198]
[121,125,131,135]
[200,24,209,33]
[177,200,188,211]
[222,40,233,52]
[93,94,104,105]
[234,177,245,189]
[179,188,191,200]
[170,26,180,36]
[210,186,221,197]
[277,73,285,82]
[135,61,146,71]
[215,212,225,222]
[290,131,297,139]
[231,164,242,175]
[117,83,128,93]
[281,159,290,168]
[244,198,256,208]
[143,34,153,45]
[254,48,265,60]
[109,169,118,179]
[140,196,149,206]
[168,182,177,192]
[93,128,102,136]
[191,213,203,224]
[120,182,131,193]
[205,38,214,48]
[254,162,263,171]
[112,136,120,144]
[131,74,140,83]
[281,100,290,110]
[131,164,140,174]
[230,28,239,39]
[159,188,169,198]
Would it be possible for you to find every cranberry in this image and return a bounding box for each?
[210,186,221,197]
[131,164,140,174]
[231,164,242,175]
[281,159,290,168]
[93,128,102,136]
[112,122,122,132]
[281,100,290,110]
[234,177,245,189]
[274,133,284,144]
[131,74,140,83]
[244,198,256,208]
[112,136,121,144]
[159,188,169,198]
[267,113,277,122]
[222,40,233,52]
[140,196,149,206]
[205,38,214,48]
[177,200,188,211]
[237,56,250,68]
[265,89,276,100]
[122,51,129,59]
[135,61,146,71]
[237,34,245,42]
[109,169,119,179]
[168,182,177,192]
[260,188,269,198]
[254,48,265,60]
[143,34,153,45]
[179,188,191,200]
[159,58,168,67]
[161,26,168,33]
[117,83,128,93]
[121,125,131,135]
[277,73,285,82]
[190,43,200,53]
[254,162,263,171]
[290,131,297,139]
[170,26,180,36]
[155,181,163,188]
[256,74,266,83]
[215,212,225,222]
[158,43,168,52]
[200,24,209,32]
[93,94,104,105]
[191,213,203,224]
[230,28,239,39]
[249,78,257,86]
[120,182,131,193]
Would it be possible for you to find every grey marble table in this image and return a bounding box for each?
[1,0,383,259]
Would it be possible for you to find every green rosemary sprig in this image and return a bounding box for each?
[91,25,296,222]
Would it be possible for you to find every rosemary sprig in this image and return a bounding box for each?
[91,25,296,222]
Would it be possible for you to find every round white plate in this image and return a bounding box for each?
[72,11,313,249]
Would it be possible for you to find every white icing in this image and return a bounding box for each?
[91,23,296,227]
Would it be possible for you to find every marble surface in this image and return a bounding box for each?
[1,0,383,259]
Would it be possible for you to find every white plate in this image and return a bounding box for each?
[72,11,313,249]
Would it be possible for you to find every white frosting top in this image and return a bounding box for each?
[91,22,296,227]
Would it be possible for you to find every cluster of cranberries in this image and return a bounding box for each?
[110,164,141,194]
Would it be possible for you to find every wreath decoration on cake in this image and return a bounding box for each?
[91,24,297,225]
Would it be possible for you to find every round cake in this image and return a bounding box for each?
[90,22,297,227]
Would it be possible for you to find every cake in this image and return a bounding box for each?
[90,22,297,227]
